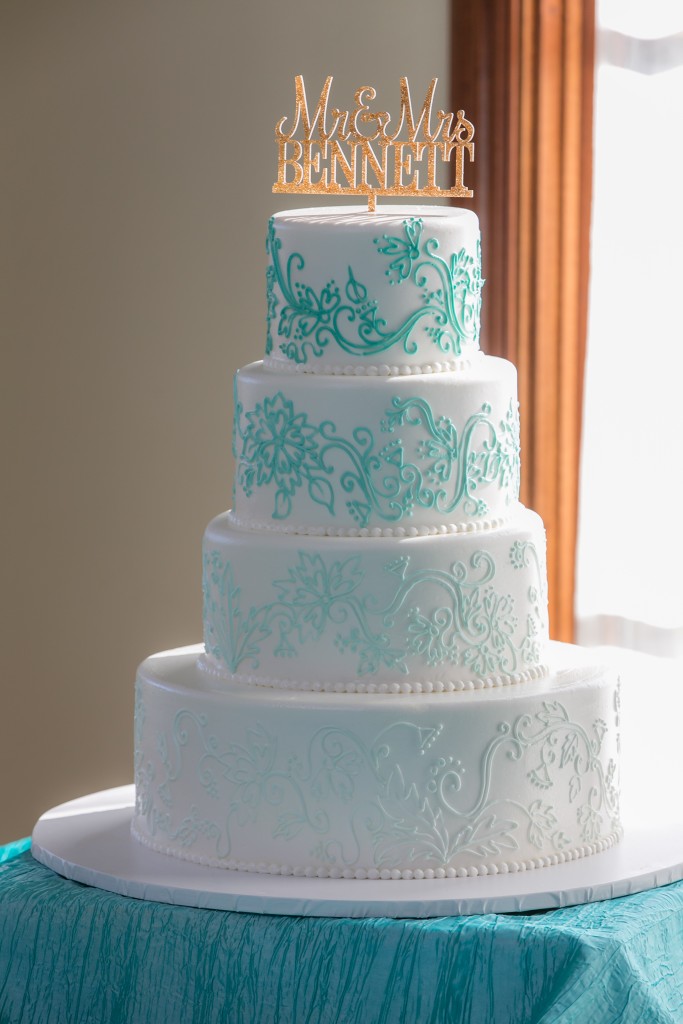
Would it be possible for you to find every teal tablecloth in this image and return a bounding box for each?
[2,840,683,1023]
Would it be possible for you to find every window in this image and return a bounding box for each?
[576,0,683,656]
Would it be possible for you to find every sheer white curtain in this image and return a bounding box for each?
[576,0,683,657]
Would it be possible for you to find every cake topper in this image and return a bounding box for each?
[274,76,475,212]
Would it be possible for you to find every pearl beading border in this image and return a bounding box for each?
[262,354,481,377]
[197,653,549,695]
[131,822,623,881]
[226,509,514,539]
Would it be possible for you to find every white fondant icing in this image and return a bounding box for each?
[133,643,621,878]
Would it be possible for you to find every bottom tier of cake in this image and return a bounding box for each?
[133,642,621,879]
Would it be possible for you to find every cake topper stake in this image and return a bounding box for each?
[274,76,475,212]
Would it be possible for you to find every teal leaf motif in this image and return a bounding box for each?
[307,476,335,514]
[553,831,572,851]
[274,553,362,606]
[273,490,292,520]
[329,557,364,597]
[537,702,569,727]
[452,815,519,858]
[273,812,308,840]
[202,554,274,674]
[345,267,367,304]
[560,732,579,769]
[527,800,558,850]
[569,774,581,803]
[578,802,603,842]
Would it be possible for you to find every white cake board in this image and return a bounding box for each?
[30,784,683,918]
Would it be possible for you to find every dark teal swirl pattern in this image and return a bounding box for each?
[234,391,520,524]
[266,217,483,364]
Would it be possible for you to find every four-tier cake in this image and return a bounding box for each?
[132,206,621,880]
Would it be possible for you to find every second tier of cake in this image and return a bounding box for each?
[233,357,520,534]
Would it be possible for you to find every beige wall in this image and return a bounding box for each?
[1,1,450,842]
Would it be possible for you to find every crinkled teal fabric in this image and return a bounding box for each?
[2,843,683,1024]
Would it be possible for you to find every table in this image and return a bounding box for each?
[2,839,683,1023]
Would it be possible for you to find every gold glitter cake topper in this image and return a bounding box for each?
[274,76,475,212]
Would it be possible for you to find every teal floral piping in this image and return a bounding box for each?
[202,543,544,680]
[134,689,620,870]
[234,390,520,525]
[266,217,483,364]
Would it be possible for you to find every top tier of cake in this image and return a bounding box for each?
[266,206,482,374]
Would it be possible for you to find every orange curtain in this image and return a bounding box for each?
[451,0,595,641]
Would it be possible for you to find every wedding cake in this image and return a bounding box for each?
[132,205,622,881]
